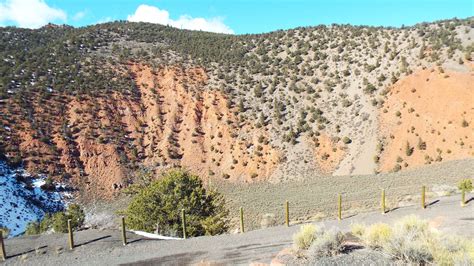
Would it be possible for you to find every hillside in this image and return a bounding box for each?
[0,18,473,200]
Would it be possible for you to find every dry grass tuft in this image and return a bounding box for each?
[362,223,392,249]
[293,224,318,251]
[352,215,474,264]
[307,229,344,257]
[293,224,345,259]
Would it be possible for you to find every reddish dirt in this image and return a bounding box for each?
[130,64,280,183]
[0,63,281,200]
[378,67,474,172]
[312,134,346,174]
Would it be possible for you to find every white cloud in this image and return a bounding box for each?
[72,10,86,21]
[0,0,66,28]
[127,4,234,34]
[97,17,113,24]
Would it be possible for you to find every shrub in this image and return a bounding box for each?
[40,177,56,191]
[0,226,10,237]
[405,141,414,156]
[431,235,474,265]
[293,224,318,251]
[67,204,85,229]
[26,213,54,235]
[307,229,344,257]
[381,216,435,263]
[361,223,392,249]
[342,137,352,144]
[417,137,427,150]
[123,169,229,237]
[293,224,345,258]
[25,221,41,235]
[350,223,365,238]
[458,179,473,192]
[52,212,69,233]
[350,216,473,264]
[392,164,402,172]
[39,213,53,232]
[364,83,377,94]
[27,205,85,235]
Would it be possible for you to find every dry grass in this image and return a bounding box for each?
[352,215,474,264]
[293,224,318,251]
[307,229,344,258]
[351,223,391,249]
[293,224,345,259]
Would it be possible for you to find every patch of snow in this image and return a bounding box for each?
[0,160,69,237]
[130,230,182,240]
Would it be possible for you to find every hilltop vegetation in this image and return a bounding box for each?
[0,18,473,199]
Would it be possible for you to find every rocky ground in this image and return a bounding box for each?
[1,194,472,265]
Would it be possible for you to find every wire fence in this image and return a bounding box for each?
[0,181,468,261]
[222,182,466,232]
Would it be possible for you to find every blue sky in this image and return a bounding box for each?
[0,0,472,34]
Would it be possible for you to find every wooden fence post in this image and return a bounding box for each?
[121,216,127,246]
[67,219,74,250]
[421,186,426,209]
[285,200,289,227]
[0,230,6,261]
[381,189,386,214]
[461,190,466,207]
[181,209,187,239]
[338,194,342,221]
[240,207,245,233]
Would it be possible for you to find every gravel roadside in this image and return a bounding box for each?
[2,194,473,265]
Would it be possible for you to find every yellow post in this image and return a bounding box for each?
[381,189,386,214]
[121,216,127,246]
[67,219,74,250]
[240,207,245,233]
[0,230,6,261]
[181,209,187,239]
[285,200,289,227]
[338,194,342,221]
[461,190,466,207]
[421,186,426,209]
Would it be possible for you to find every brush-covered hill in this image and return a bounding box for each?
[0,18,473,199]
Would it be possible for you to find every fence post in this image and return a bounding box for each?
[285,200,289,227]
[421,186,426,209]
[381,189,386,214]
[0,231,5,261]
[67,219,74,250]
[240,207,245,233]
[338,194,342,221]
[461,190,466,207]
[121,216,127,246]
[181,209,187,239]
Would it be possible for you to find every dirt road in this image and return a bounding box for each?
[2,194,472,265]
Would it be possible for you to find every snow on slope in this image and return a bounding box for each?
[0,160,69,237]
